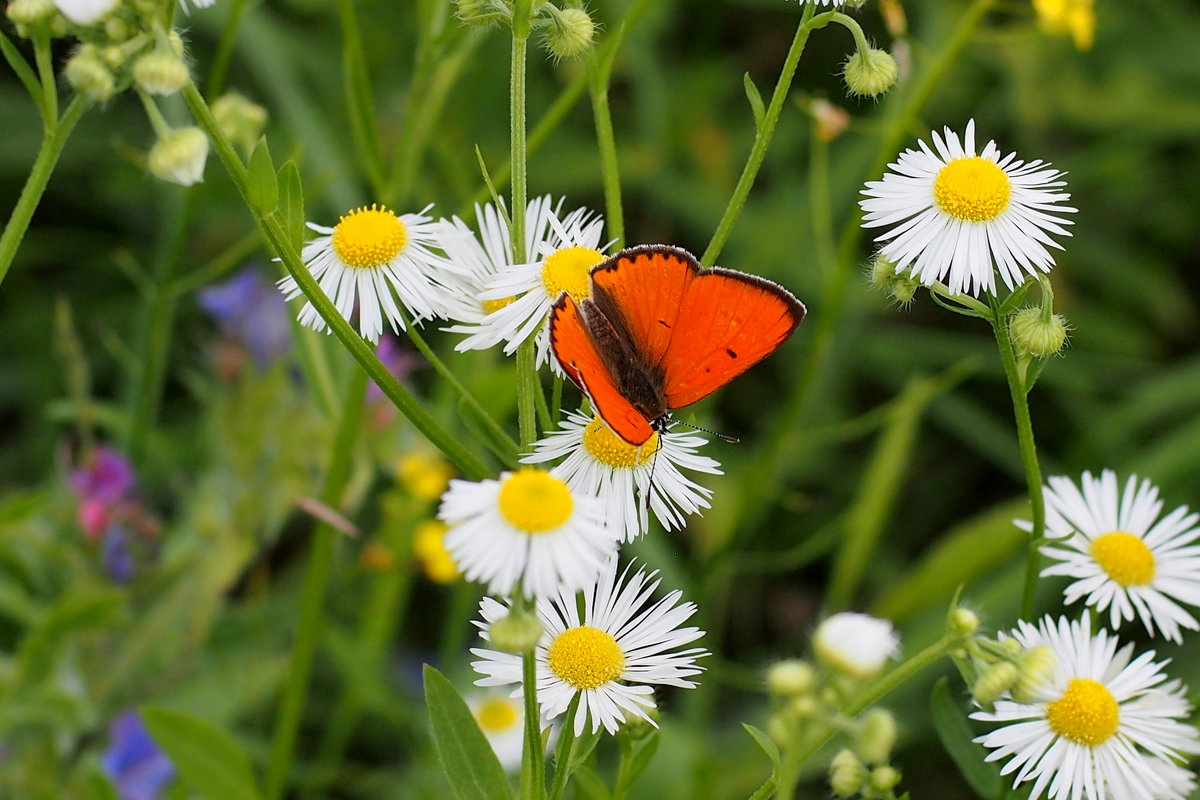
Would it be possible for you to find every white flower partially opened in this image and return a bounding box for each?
[813,612,899,680]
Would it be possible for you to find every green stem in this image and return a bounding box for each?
[776,634,960,799]
[700,3,816,267]
[746,775,777,800]
[547,697,580,800]
[33,33,56,121]
[510,1,539,453]
[403,317,520,466]
[0,96,86,288]
[206,0,250,97]
[183,82,492,479]
[264,367,369,800]
[588,51,623,248]
[991,300,1044,620]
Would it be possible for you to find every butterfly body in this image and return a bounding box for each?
[549,245,805,446]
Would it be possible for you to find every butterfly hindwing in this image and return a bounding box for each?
[548,293,657,446]
[661,267,805,409]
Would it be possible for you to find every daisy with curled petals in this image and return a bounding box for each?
[521,408,722,543]
[1021,470,1200,643]
[972,613,1199,800]
[277,204,469,343]
[859,119,1076,296]
[437,467,618,598]
[472,557,709,736]
[448,197,608,368]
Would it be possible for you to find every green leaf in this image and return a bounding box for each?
[573,766,613,800]
[930,678,1002,800]
[565,723,602,776]
[614,732,659,795]
[246,137,278,218]
[0,31,45,118]
[423,665,514,800]
[140,706,261,800]
[16,588,126,685]
[276,161,306,254]
[742,723,780,769]
[743,72,765,129]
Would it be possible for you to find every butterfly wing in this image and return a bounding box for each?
[589,245,805,411]
[548,293,657,446]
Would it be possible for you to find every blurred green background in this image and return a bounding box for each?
[2,0,1200,797]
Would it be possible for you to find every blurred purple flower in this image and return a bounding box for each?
[367,335,421,405]
[102,526,135,584]
[197,267,291,367]
[70,445,136,507]
[102,711,175,800]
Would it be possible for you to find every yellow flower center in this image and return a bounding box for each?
[1045,678,1119,746]
[1089,531,1156,587]
[547,625,625,690]
[475,697,520,732]
[482,296,517,314]
[582,415,659,468]
[933,157,1012,222]
[497,469,573,533]
[331,204,408,269]
[541,246,603,300]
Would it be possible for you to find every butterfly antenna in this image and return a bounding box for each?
[672,419,740,444]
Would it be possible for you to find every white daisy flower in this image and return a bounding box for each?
[54,0,117,24]
[1021,470,1200,643]
[466,692,525,772]
[448,197,608,368]
[277,204,469,343]
[972,613,1200,800]
[859,119,1076,296]
[179,0,216,11]
[471,557,709,736]
[521,408,722,543]
[437,467,618,598]
[812,612,899,680]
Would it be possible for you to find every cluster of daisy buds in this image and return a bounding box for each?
[867,253,919,305]
[764,613,905,796]
[454,0,595,60]
[951,622,1056,711]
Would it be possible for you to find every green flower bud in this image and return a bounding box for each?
[766,659,817,697]
[103,16,131,41]
[212,91,269,156]
[148,126,209,186]
[455,0,510,27]
[869,765,902,794]
[843,47,898,98]
[1012,644,1056,704]
[64,47,116,103]
[949,607,980,637]
[542,5,594,60]
[168,29,185,56]
[133,50,190,95]
[767,711,798,748]
[854,708,898,765]
[618,703,658,740]
[487,609,543,654]
[829,749,865,798]
[788,693,819,719]
[972,661,1019,706]
[1010,307,1069,357]
[6,0,56,29]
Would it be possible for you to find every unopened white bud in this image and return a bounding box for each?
[148,127,209,186]
[133,50,190,95]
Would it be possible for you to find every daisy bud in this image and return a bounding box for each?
[788,694,819,719]
[618,704,658,740]
[148,126,209,187]
[1010,307,1069,357]
[212,92,269,157]
[854,708,897,764]
[1011,645,1056,704]
[949,607,979,636]
[487,608,543,654]
[53,0,118,25]
[103,16,130,40]
[455,0,510,27]
[767,712,798,748]
[842,47,898,98]
[6,0,56,29]
[132,50,190,96]
[972,661,1019,706]
[766,659,816,697]
[168,29,185,56]
[813,612,899,681]
[869,765,902,793]
[829,749,866,798]
[542,5,594,60]
[64,47,116,103]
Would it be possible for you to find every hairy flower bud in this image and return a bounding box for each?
[487,609,543,654]
[766,659,816,697]
[843,48,898,98]
[972,661,1019,706]
[1012,645,1056,704]
[869,765,902,793]
[1011,307,1069,357]
[65,47,116,103]
[133,50,190,96]
[542,5,594,60]
[829,749,865,798]
[854,708,898,764]
[949,607,980,637]
[148,127,209,186]
[455,0,510,27]
[6,0,56,29]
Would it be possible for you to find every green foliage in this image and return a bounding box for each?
[423,665,515,800]
[141,705,261,800]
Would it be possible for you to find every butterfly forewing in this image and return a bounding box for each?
[660,267,805,409]
[548,293,657,446]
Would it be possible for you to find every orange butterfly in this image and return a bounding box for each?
[548,244,805,446]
